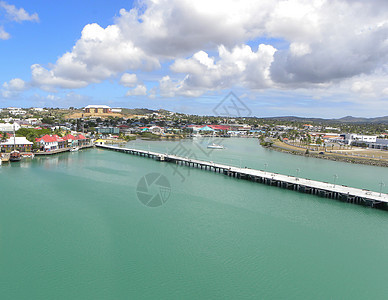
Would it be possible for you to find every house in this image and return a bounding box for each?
[84,105,112,114]
[7,108,27,115]
[208,125,231,131]
[36,135,65,152]
[75,134,89,147]
[149,126,164,135]
[303,124,314,130]
[197,126,215,132]
[0,123,21,133]
[63,134,77,147]
[0,137,33,153]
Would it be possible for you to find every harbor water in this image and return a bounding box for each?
[1,138,388,299]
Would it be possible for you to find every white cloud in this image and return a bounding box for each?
[116,0,273,58]
[126,84,147,96]
[11,0,388,111]
[164,44,276,97]
[0,26,10,40]
[0,1,39,22]
[120,73,138,87]
[3,78,26,91]
[1,78,27,98]
[31,23,160,90]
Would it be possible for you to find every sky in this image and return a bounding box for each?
[0,0,388,118]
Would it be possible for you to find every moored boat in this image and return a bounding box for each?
[70,147,79,152]
[10,150,21,162]
[207,143,224,149]
[10,124,21,162]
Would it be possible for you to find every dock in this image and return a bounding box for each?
[96,144,388,210]
[34,144,93,155]
[1,153,10,162]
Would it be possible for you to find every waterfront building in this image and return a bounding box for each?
[63,134,77,147]
[198,126,215,132]
[36,135,65,152]
[149,126,164,135]
[75,134,89,147]
[342,134,377,145]
[0,137,33,153]
[359,139,388,150]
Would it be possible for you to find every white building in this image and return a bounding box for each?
[342,134,377,145]
[0,123,21,133]
[84,105,111,114]
[7,108,27,115]
[0,137,33,152]
[149,126,164,135]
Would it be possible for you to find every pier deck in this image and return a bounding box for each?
[96,144,388,209]
[34,144,93,155]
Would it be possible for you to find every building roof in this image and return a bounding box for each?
[198,126,215,131]
[1,137,33,145]
[36,134,65,143]
[63,134,76,140]
[76,134,86,140]
[208,125,230,130]
[85,105,111,109]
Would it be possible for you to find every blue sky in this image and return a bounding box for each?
[1,0,388,118]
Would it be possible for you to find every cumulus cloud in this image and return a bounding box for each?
[120,73,138,87]
[126,84,147,96]
[17,0,388,100]
[0,26,10,40]
[116,0,273,58]
[0,1,39,22]
[3,78,26,91]
[31,23,159,89]
[1,78,27,98]
[163,44,276,96]
[0,1,39,40]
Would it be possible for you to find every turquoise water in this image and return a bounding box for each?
[1,138,388,299]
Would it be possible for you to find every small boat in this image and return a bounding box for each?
[10,150,21,162]
[207,143,224,149]
[10,124,21,162]
[22,153,35,159]
[70,147,79,152]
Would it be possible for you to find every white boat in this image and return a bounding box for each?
[70,147,79,152]
[207,143,224,149]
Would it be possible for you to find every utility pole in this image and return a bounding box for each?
[379,181,385,197]
[333,174,338,188]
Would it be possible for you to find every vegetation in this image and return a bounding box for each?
[16,128,51,143]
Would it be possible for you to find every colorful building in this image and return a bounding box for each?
[84,105,111,114]
[0,137,33,153]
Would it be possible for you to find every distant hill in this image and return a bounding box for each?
[261,116,388,124]
[121,108,157,115]
[337,116,388,124]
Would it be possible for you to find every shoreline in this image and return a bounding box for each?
[266,140,388,168]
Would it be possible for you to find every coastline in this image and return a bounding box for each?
[265,140,388,168]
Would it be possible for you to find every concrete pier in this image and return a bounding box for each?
[96,144,388,210]
[34,144,93,156]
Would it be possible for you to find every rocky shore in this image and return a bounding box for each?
[264,142,388,168]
